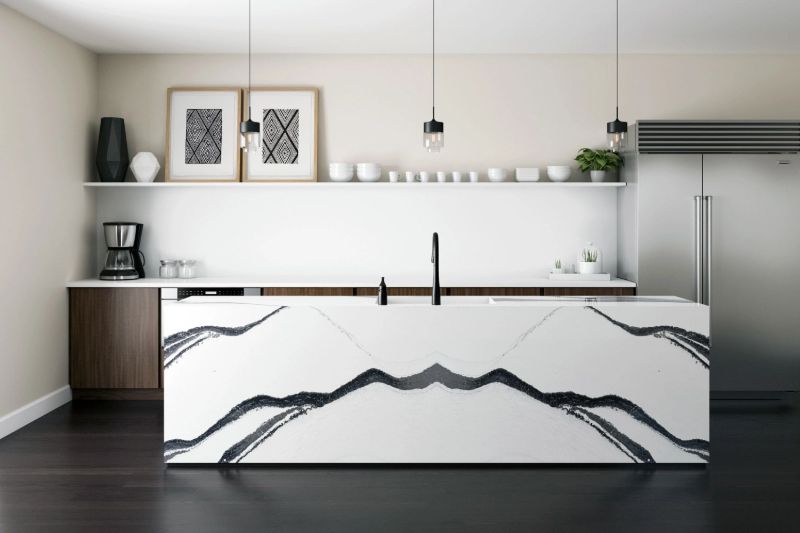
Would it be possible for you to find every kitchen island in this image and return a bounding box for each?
[162,296,709,464]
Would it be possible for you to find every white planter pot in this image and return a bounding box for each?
[550,268,564,275]
[590,170,607,183]
[577,261,601,274]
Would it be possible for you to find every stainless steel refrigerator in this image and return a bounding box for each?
[619,121,800,392]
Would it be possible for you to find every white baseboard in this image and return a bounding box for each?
[0,386,72,440]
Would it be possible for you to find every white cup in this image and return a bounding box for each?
[405,171,415,182]
[419,171,431,183]
[469,171,479,183]
[436,171,447,183]
[452,171,463,182]
[388,171,399,182]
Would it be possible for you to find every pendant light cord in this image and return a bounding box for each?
[615,0,619,120]
[432,0,435,120]
[248,0,252,116]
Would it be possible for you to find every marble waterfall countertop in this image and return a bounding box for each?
[66,275,636,288]
[162,295,708,464]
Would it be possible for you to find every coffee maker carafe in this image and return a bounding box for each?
[99,222,145,280]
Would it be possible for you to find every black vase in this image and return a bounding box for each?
[96,117,129,182]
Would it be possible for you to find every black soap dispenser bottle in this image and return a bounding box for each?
[377,277,388,305]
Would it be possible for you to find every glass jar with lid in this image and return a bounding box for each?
[159,260,178,279]
[178,259,197,279]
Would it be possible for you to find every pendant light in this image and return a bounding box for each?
[240,0,260,153]
[423,0,444,152]
[606,0,627,151]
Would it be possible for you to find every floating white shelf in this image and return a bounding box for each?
[84,181,626,189]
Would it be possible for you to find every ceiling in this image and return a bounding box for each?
[6,0,800,54]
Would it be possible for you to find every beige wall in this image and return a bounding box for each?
[0,6,96,417]
[98,53,800,179]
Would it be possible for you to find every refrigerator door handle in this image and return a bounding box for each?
[694,195,704,303]
[704,195,713,308]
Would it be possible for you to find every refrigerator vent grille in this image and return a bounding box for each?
[637,121,800,154]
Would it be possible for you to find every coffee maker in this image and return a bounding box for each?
[99,222,145,280]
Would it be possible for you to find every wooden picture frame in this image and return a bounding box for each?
[242,87,318,182]
[165,87,242,182]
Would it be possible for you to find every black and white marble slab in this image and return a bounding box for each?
[162,296,709,464]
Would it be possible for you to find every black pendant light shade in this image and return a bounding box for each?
[241,112,260,152]
[241,0,260,153]
[607,0,627,151]
[423,116,444,152]
[607,112,628,149]
[96,117,129,182]
[423,0,444,152]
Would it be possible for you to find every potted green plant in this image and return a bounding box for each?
[577,243,602,274]
[575,148,623,182]
[551,258,563,274]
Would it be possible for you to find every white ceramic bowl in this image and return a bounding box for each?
[487,168,508,182]
[356,163,382,182]
[515,167,540,182]
[329,162,354,182]
[546,165,571,182]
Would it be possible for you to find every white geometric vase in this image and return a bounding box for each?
[130,152,160,183]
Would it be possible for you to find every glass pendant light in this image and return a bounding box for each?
[606,0,627,151]
[423,0,444,152]
[240,0,260,153]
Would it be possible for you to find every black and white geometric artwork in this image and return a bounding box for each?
[262,108,299,164]
[185,109,222,164]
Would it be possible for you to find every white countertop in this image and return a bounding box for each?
[176,295,686,307]
[66,275,636,289]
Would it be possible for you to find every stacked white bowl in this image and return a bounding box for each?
[356,163,382,182]
[546,166,571,182]
[329,162,354,182]
[487,168,508,182]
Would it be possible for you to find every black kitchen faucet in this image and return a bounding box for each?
[432,232,441,305]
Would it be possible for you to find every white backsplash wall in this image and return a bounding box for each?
[95,187,618,280]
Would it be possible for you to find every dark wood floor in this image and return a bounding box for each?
[0,399,798,533]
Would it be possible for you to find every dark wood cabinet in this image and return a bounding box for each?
[262,287,354,296]
[268,286,633,298]
[355,287,431,297]
[447,287,543,296]
[542,287,636,296]
[69,288,160,389]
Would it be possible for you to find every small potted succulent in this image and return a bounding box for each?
[551,258,564,274]
[577,243,602,274]
[575,148,624,182]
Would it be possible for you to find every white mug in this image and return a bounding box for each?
[469,171,479,183]
[452,171,463,182]
[388,171,399,182]
[419,171,431,183]
[436,171,447,183]
[405,171,415,183]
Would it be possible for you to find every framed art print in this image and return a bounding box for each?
[243,87,318,182]
[165,87,242,182]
